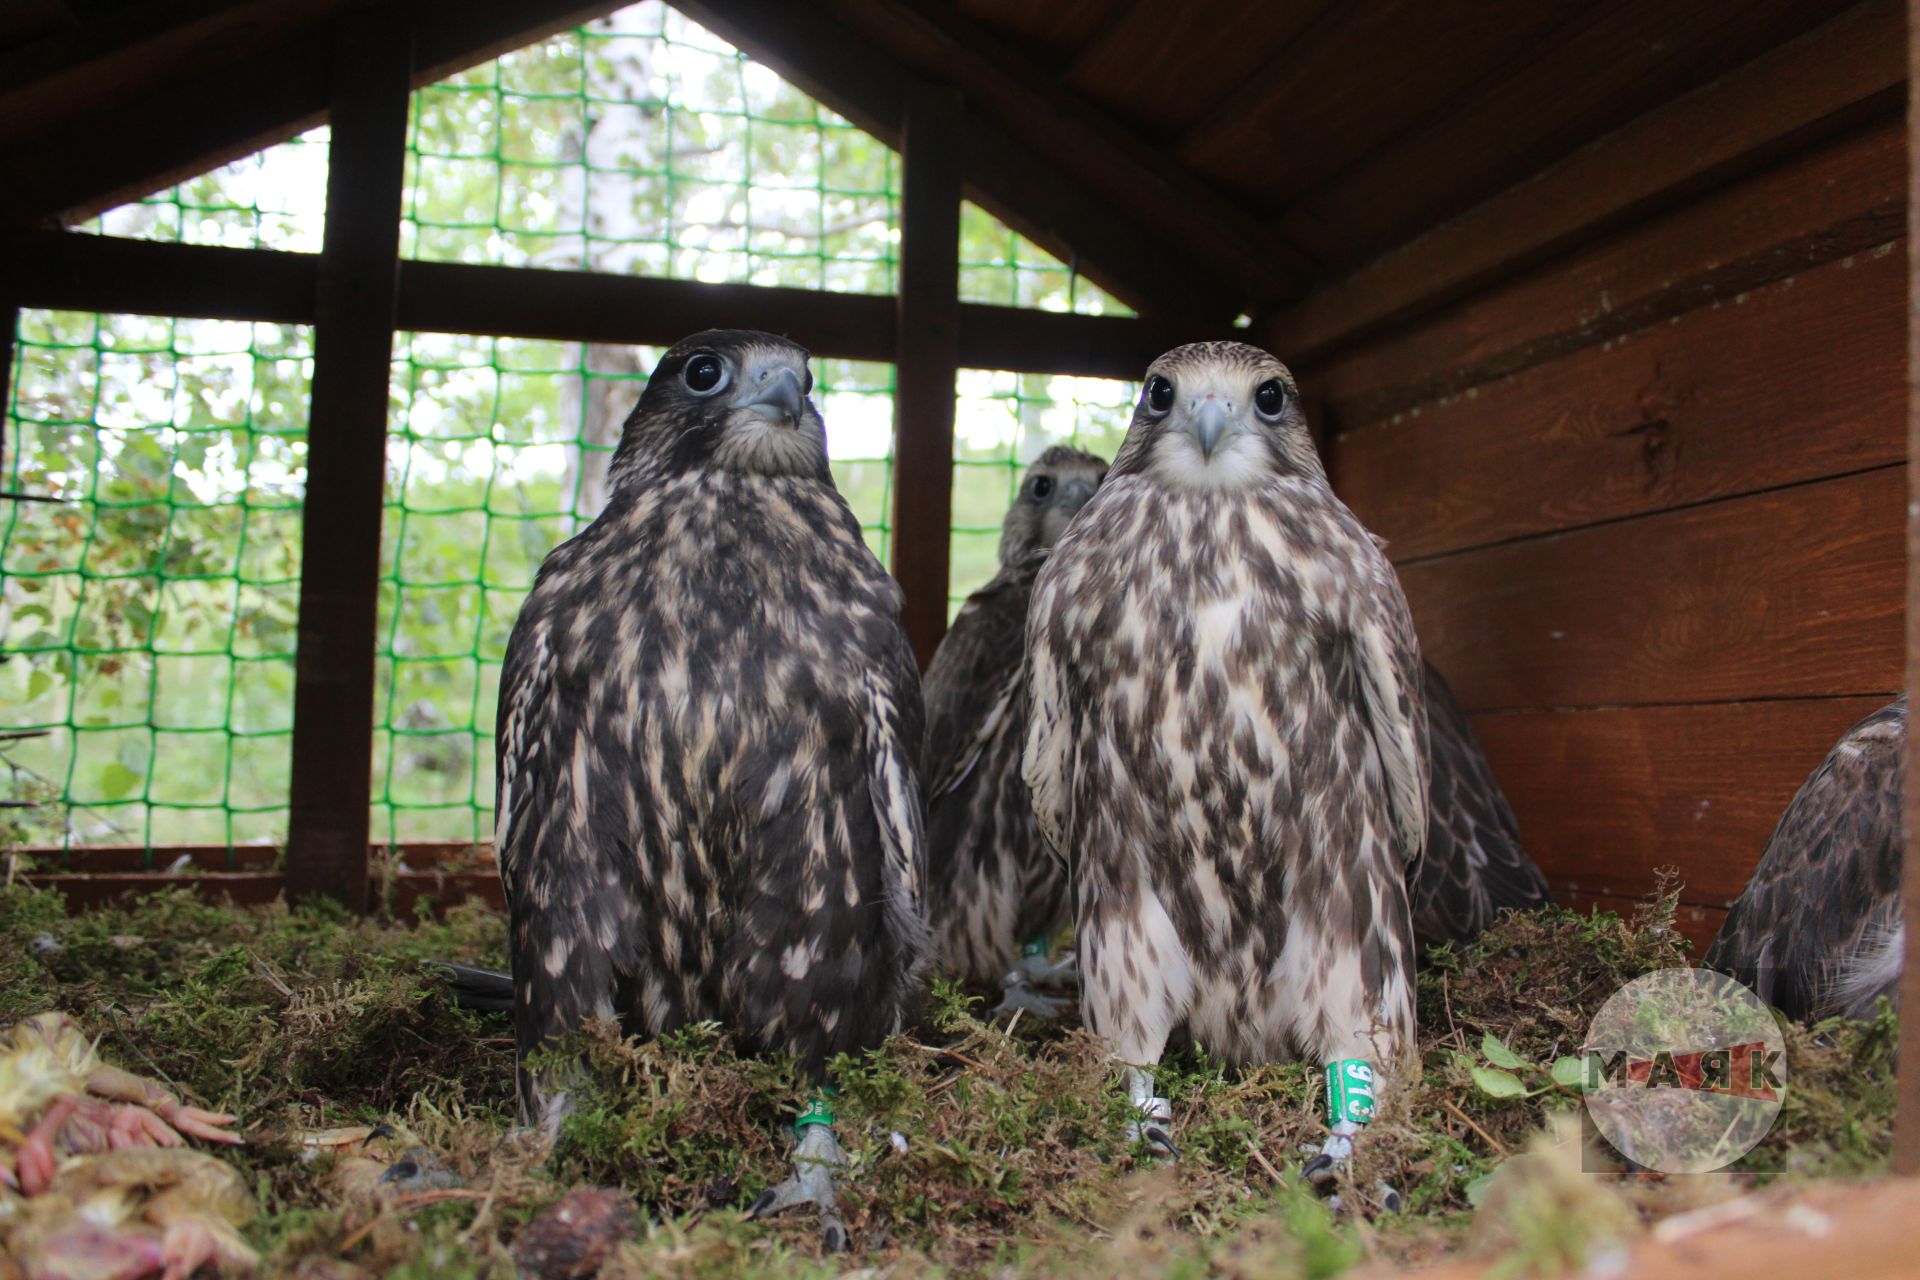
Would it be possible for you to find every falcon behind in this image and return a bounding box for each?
[1409,662,1553,952]
[494,330,929,1249]
[923,446,1107,1014]
[1705,697,1904,1021]
[1024,342,1424,1190]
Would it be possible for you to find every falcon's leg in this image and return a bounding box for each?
[1082,895,1189,1160]
[1287,917,1413,1212]
[745,1118,848,1253]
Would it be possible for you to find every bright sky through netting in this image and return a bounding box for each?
[0,0,1136,861]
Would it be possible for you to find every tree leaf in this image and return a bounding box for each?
[98,762,143,800]
[1465,1169,1497,1208]
[1471,1067,1529,1099]
[1550,1056,1593,1092]
[1480,1032,1526,1070]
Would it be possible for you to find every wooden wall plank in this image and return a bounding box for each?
[1261,0,1904,364]
[1334,242,1906,560]
[1308,117,1907,428]
[1899,0,1920,1178]
[283,10,412,911]
[1398,467,1906,712]
[1475,697,1889,908]
[892,82,963,667]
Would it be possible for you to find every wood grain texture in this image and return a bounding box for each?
[892,82,963,668]
[284,9,412,911]
[1899,0,1920,1176]
[1474,697,1891,910]
[1176,0,1580,209]
[1063,0,1333,135]
[1307,117,1906,428]
[1398,467,1906,713]
[0,0,622,227]
[1332,241,1906,560]
[1264,0,1900,362]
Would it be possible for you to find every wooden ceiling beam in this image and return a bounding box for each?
[824,0,1315,303]
[0,228,1211,380]
[676,0,1244,322]
[0,0,624,227]
[1257,0,1906,366]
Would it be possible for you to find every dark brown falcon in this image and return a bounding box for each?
[493,330,929,1248]
[1706,697,1904,1021]
[922,446,1107,1012]
[1023,341,1425,1184]
[1409,663,1553,952]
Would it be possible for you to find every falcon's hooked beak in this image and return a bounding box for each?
[1180,396,1241,460]
[738,361,807,426]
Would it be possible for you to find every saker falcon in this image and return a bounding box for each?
[1023,341,1424,1191]
[493,330,929,1250]
[1706,697,1904,1021]
[922,445,1107,1014]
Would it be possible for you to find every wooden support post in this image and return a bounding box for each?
[891,82,962,669]
[1900,0,1920,1179]
[284,8,413,910]
[1,302,15,476]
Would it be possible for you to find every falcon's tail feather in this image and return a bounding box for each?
[433,960,515,1013]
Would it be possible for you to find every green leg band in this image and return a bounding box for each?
[794,1090,836,1132]
[1325,1060,1377,1127]
[1020,936,1050,959]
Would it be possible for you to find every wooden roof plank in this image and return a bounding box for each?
[1259,0,1905,364]
[0,0,625,226]
[827,0,1315,301]
[1174,0,1585,208]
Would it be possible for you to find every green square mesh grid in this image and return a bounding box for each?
[0,0,1137,860]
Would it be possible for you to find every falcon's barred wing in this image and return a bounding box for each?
[1351,555,1429,865]
[1410,662,1553,949]
[494,617,562,903]
[1706,698,1905,1019]
[1021,566,1075,861]
[922,564,1034,801]
[863,643,935,983]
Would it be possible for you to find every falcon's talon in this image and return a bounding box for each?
[1306,1121,1359,1187]
[744,1123,848,1252]
[1010,949,1079,992]
[991,976,1070,1021]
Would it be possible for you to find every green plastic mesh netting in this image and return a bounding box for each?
[0,1,1138,861]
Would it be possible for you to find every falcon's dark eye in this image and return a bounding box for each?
[1145,375,1174,415]
[1031,474,1054,500]
[1254,379,1288,419]
[682,353,727,395]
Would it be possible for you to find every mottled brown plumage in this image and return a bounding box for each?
[1409,663,1553,951]
[1024,342,1425,1163]
[1705,698,1904,1020]
[494,329,929,1128]
[923,446,1107,990]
